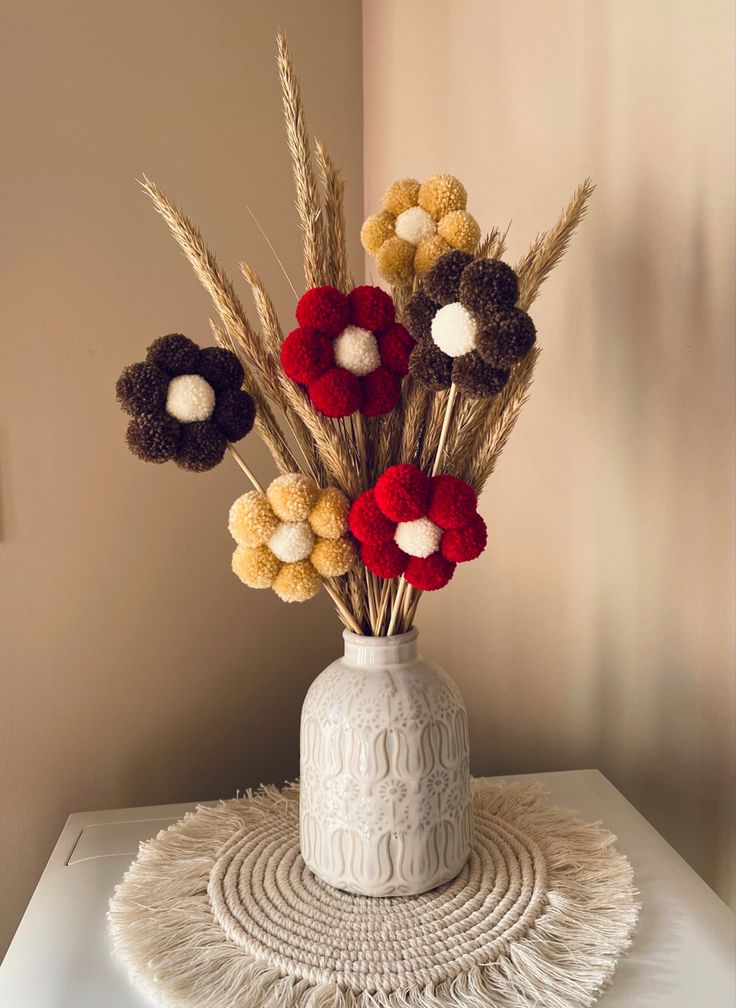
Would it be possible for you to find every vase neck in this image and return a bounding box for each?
[343,628,418,667]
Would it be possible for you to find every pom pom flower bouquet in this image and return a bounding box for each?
[115,35,592,895]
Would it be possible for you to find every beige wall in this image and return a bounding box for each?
[364,0,735,904]
[0,0,362,955]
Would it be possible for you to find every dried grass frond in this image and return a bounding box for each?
[398,380,431,466]
[458,347,541,494]
[516,179,594,311]
[477,223,509,261]
[141,176,260,358]
[209,320,298,475]
[276,34,325,289]
[419,388,451,470]
[315,140,351,292]
[239,263,362,493]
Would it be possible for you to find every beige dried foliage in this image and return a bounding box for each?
[398,380,430,466]
[209,320,297,475]
[516,179,594,310]
[276,33,326,289]
[315,140,351,292]
[419,388,451,470]
[240,263,360,497]
[458,347,541,494]
[140,34,591,635]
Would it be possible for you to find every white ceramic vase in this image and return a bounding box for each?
[299,628,471,896]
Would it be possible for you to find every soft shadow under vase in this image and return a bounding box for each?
[299,628,472,896]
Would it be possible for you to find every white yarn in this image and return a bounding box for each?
[109,780,640,1008]
[333,325,381,377]
[394,206,437,245]
[267,522,314,563]
[394,517,442,558]
[431,302,477,357]
[165,374,216,422]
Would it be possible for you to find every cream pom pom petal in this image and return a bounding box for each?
[228,475,355,603]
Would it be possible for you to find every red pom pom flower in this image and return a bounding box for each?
[281,285,415,418]
[349,464,487,590]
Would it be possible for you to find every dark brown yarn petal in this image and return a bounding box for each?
[452,351,509,398]
[408,340,453,390]
[476,308,537,368]
[459,259,519,321]
[199,346,245,391]
[146,333,201,376]
[213,388,256,442]
[125,413,180,463]
[175,420,227,472]
[403,289,440,342]
[423,250,474,306]
[116,362,168,416]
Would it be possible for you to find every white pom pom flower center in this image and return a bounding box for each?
[431,302,477,358]
[268,521,315,563]
[395,206,437,245]
[333,325,381,377]
[394,517,442,558]
[165,374,216,422]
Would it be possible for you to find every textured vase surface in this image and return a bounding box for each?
[299,628,471,896]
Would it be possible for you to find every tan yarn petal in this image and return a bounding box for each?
[267,473,319,523]
[375,235,415,283]
[414,235,452,277]
[308,486,350,539]
[382,178,420,216]
[438,209,481,253]
[272,560,322,602]
[310,537,357,578]
[418,174,467,218]
[360,211,396,255]
[228,492,279,547]
[231,544,281,588]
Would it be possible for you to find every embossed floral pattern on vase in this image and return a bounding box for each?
[300,629,471,896]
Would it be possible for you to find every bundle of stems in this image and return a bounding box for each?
[141,34,593,638]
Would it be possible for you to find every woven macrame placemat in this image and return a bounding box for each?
[109,780,639,1008]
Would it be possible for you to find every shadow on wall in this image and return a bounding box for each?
[589,176,733,900]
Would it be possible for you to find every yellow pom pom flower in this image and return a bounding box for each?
[228,474,356,603]
[361,173,480,284]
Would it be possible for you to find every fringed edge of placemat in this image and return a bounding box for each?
[108,780,639,1008]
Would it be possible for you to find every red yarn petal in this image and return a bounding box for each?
[377,323,415,376]
[427,474,478,529]
[349,490,397,544]
[308,367,361,418]
[348,285,395,332]
[405,553,456,591]
[374,464,430,522]
[281,327,334,384]
[361,541,407,579]
[361,366,401,417]
[296,286,349,337]
[440,513,487,562]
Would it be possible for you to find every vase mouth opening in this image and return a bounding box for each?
[342,627,418,646]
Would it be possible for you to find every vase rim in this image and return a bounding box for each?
[342,627,418,647]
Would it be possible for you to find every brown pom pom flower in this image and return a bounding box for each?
[405,253,537,398]
[116,334,255,472]
[361,174,481,284]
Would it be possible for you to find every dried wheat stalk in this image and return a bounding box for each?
[446,180,593,488]
[516,179,594,311]
[315,140,351,292]
[276,33,326,289]
[209,320,298,475]
[240,263,361,497]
